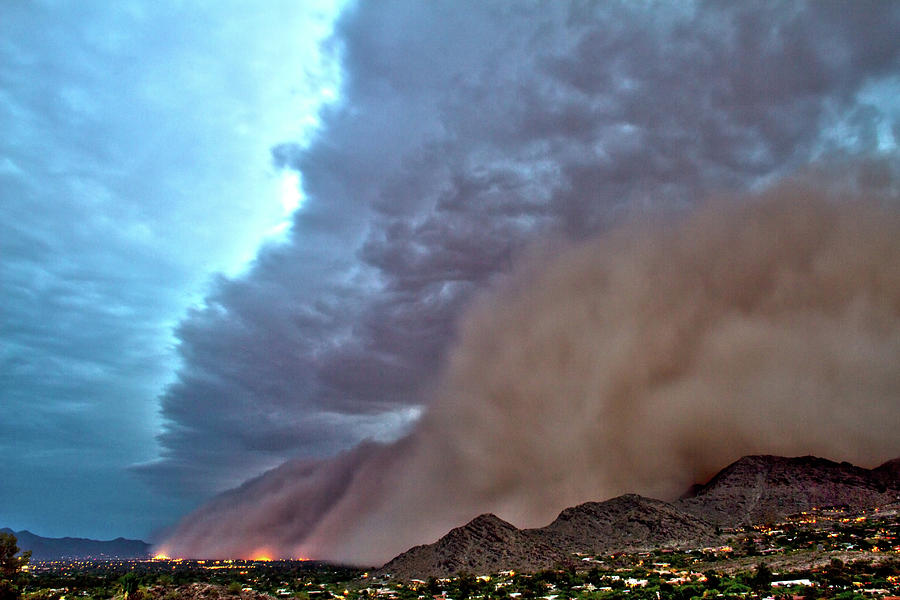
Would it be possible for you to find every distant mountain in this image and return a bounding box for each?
[0,528,151,560]
[675,455,900,526]
[380,454,900,578]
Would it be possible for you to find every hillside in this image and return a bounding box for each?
[676,455,900,526]
[380,454,900,578]
[542,493,717,553]
[380,496,715,578]
[380,514,567,578]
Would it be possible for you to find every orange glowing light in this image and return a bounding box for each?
[152,553,171,560]
[249,548,275,561]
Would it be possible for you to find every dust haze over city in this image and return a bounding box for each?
[2,0,900,568]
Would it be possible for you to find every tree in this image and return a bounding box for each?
[454,572,477,599]
[119,573,141,600]
[751,563,772,591]
[0,532,31,600]
[425,576,441,596]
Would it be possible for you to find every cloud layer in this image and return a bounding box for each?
[140,0,900,505]
[159,184,900,564]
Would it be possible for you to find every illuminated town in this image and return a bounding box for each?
[14,504,899,600]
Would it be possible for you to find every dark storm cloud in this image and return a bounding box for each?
[142,0,900,501]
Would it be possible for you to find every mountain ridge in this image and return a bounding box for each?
[380,513,568,576]
[379,454,900,578]
[675,454,900,526]
[543,493,718,553]
[0,528,151,560]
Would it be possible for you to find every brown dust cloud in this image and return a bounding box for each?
[158,183,900,565]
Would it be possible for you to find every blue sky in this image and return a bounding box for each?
[1,0,343,539]
[2,0,899,544]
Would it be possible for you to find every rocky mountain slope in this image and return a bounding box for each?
[380,454,900,578]
[380,495,715,578]
[380,514,567,578]
[675,455,900,526]
[542,494,717,553]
